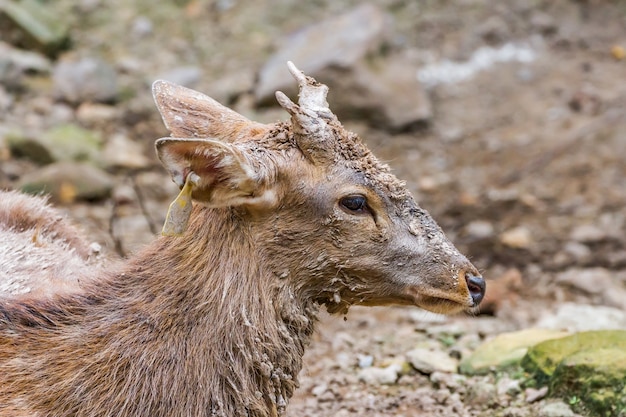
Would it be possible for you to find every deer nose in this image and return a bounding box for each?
[465,273,486,306]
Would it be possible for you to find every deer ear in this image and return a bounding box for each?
[152,80,267,142]
[156,138,262,206]
[156,138,272,235]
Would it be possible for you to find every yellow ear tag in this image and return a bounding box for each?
[162,172,200,236]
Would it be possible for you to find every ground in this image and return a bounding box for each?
[1,0,626,416]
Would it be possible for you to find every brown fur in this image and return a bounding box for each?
[0,67,483,416]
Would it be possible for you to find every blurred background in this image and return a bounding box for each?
[1,0,625,415]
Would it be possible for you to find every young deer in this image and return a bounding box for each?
[0,62,485,417]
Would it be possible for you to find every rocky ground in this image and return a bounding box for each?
[1,0,626,416]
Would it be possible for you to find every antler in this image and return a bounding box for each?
[275,62,338,163]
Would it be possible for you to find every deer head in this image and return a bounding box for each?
[152,62,485,315]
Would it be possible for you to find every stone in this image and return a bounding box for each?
[554,267,612,295]
[525,386,549,403]
[459,329,570,375]
[536,303,626,332]
[322,56,432,130]
[569,223,608,243]
[522,330,626,416]
[0,0,69,56]
[0,41,51,89]
[6,130,54,165]
[538,401,576,417]
[406,348,458,374]
[496,377,522,397]
[75,103,118,126]
[255,4,390,102]
[102,133,150,169]
[17,161,114,202]
[53,56,118,103]
[464,220,495,240]
[38,124,102,164]
[256,4,432,129]
[500,226,532,249]
[357,362,402,385]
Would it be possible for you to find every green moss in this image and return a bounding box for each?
[522,330,626,416]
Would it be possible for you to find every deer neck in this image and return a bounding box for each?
[118,205,319,416]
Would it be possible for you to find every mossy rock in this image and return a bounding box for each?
[459,328,569,375]
[522,330,626,416]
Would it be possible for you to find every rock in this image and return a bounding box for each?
[75,103,118,126]
[561,241,591,264]
[17,161,114,202]
[496,377,522,397]
[357,362,402,385]
[522,330,626,416]
[569,223,608,243]
[525,386,549,403]
[131,16,153,38]
[43,124,102,163]
[255,4,390,102]
[9,124,103,166]
[538,401,576,417]
[256,3,431,129]
[459,328,570,375]
[465,378,497,407]
[464,220,495,240]
[357,354,374,368]
[0,41,51,89]
[322,56,432,130]
[6,130,55,165]
[0,0,69,56]
[406,348,458,374]
[53,56,118,103]
[554,267,612,295]
[536,303,626,332]
[500,226,532,249]
[102,133,150,169]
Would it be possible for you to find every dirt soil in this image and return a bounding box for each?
[2,0,626,416]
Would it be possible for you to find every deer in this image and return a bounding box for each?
[0,62,485,417]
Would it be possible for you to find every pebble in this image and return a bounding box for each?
[357,354,374,368]
[464,220,495,240]
[102,133,150,169]
[255,4,390,102]
[569,224,608,243]
[406,348,458,374]
[496,377,521,397]
[357,363,402,385]
[76,103,118,126]
[500,226,532,249]
[525,386,548,403]
[536,303,626,332]
[539,401,576,417]
[53,56,118,103]
[17,161,114,203]
[554,267,611,295]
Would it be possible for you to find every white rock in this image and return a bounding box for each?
[500,226,532,249]
[406,348,458,374]
[357,363,401,385]
[536,303,626,332]
[102,133,150,169]
[555,268,612,295]
[539,401,576,417]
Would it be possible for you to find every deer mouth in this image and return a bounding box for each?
[403,287,472,315]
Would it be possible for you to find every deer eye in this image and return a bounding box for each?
[339,195,368,214]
